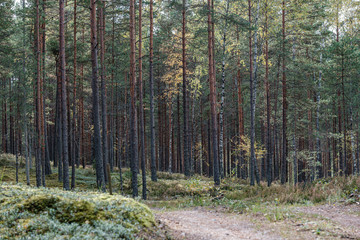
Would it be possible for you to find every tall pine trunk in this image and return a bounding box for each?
[60,0,69,190]
[149,0,157,182]
[182,0,190,177]
[99,0,109,183]
[71,0,77,189]
[90,0,105,191]
[265,0,272,186]
[35,0,42,188]
[129,0,138,197]
[219,0,230,179]
[281,0,287,184]
[138,0,147,200]
[208,0,220,185]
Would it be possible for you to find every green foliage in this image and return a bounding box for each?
[21,195,60,214]
[147,171,360,212]
[147,179,209,199]
[157,171,186,180]
[0,183,156,239]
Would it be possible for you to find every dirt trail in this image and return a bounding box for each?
[155,208,281,240]
[295,204,360,239]
[155,204,360,240]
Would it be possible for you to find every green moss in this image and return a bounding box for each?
[0,183,156,239]
[93,194,156,228]
[18,194,101,224]
[21,195,59,213]
[54,199,100,224]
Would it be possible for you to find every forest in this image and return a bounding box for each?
[0,0,359,239]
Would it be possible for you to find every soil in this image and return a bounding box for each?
[155,207,281,240]
[154,204,360,240]
[295,203,360,239]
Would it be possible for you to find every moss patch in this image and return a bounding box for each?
[21,195,60,213]
[0,183,156,239]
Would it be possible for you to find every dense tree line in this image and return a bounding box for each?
[0,0,359,198]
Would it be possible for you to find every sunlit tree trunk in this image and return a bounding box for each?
[138,0,147,200]
[219,0,230,179]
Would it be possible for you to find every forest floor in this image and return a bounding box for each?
[1,154,359,239]
[145,172,360,240]
[154,203,360,239]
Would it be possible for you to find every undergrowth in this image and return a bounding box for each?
[1,153,359,216]
[0,183,156,239]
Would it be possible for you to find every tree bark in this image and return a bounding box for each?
[99,0,109,183]
[71,0,78,189]
[281,0,287,184]
[138,0,147,200]
[60,0,69,190]
[35,0,42,188]
[149,0,157,181]
[208,0,220,185]
[182,0,191,177]
[90,0,105,191]
[129,0,138,197]
[249,0,260,186]
[265,0,272,186]
[219,0,230,179]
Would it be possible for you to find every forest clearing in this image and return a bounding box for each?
[0,0,360,239]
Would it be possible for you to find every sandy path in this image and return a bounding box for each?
[295,204,360,239]
[155,204,360,240]
[155,208,281,240]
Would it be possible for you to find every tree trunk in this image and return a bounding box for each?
[356,128,359,175]
[71,0,78,189]
[292,114,298,185]
[177,94,182,173]
[281,0,287,184]
[249,0,260,186]
[208,0,220,185]
[168,101,173,173]
[35,0,42,188]
[80,27,85,168]
[22,9,30,184]
[341,55,347,175]
[90,0,105,191]
[138,0,147,200]
[55,56,63,181]
[350,106,356,175]
[43,98,51,175]
[149,0,157,181]
[129,0,138,197]
[60,0,69,190]
[219,0,230,179]
[182,0,190,177]
[315,45,323,179]
[265,0,272,186]
[99,0,109,183]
